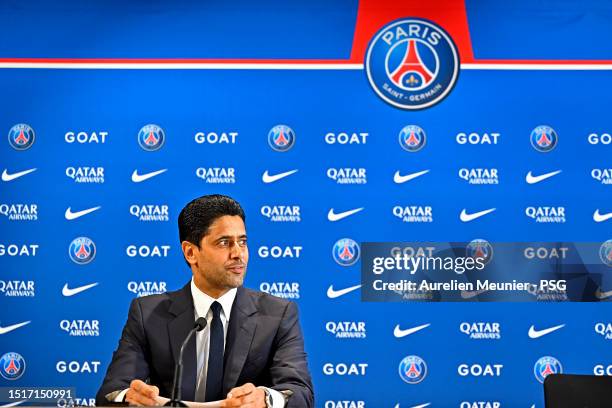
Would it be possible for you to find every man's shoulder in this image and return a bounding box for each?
[130,284,186,314]
[133,291,172,306]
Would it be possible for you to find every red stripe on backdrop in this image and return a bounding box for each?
[349,0,475,63]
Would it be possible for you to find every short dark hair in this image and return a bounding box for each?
[178,194,246,247]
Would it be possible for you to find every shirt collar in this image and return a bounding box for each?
[190,278,237,321]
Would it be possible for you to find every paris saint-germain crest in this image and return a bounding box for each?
[398,355,427,384]
[332,238,360,266]
[138,124,165,151]
[8,124,35,150]
[69,237,97,265]
[0,352,26,380]
[365,18,459,110]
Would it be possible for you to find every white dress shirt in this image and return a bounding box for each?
[191,279,236,401]
[113,280,285,407]
[192,280,284,406]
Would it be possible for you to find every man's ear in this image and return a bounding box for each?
[181,241,198,266]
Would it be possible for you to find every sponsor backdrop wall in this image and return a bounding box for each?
[1,1,611,407]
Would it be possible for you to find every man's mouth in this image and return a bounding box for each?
[226,264,245,274]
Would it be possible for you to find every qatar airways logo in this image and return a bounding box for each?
[196,167,236,184]
[459,322,501,340]
[326,168,367,184]
[325,321,366,339]
[65,167,105,183]
[459,168,499,185]
[595,323,612,340]
[392,205,433,223]
[60,320,100,337]
[259,282,300,299]
[260,206,301,223]
[0,204,38,221]
[129,205,169,222]
[591,168,612,184]
[525,206,566,223]
[127,281,167,297]
[0,280,35,297]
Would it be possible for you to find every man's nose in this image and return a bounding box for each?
[229,242,242,259]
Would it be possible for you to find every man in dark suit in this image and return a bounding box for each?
[96,194,313,407]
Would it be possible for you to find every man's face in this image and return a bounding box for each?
[184,215,248,296]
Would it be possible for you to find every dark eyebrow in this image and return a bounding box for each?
[214,234,247,242]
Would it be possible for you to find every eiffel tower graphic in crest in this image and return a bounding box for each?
[390,39,434,88]
[75,243,89,259]
[145,131,159,146]
[275,129,289,146]
[541,363,555,378]
[15,130,28,145]
[405,362,420,378]
[405,129,420,146]
[537,130,552,147]
[338,244,353,260]
[4,358,19,374]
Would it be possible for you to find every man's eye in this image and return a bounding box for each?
[218,240,229,246]
[239,240,247,246]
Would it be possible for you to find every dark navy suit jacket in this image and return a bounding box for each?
[96,283,313,407]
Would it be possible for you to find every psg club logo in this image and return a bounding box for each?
[267,125,296,152]
[534,356,562,383]
[600,239,612,267]
[365,18,459,110]
[530,125,558,152]
[398,355,427,384]
[138,124,165,151]
[0,352,26,380]
[466,239,494,266]
[399,125,426,152]
[8,124,35,150]
[332,238,360,266]
[69,237,96,265]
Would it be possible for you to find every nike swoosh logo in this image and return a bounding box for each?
[460,208,496,222]
[595,288,612,300]
[0,321,31,335]
[62,282,99,297]
[131,169,167,183]
[327,207,364,222]
[262,169,298,183]
[528,324,565,339]
[461,289,489,299]
[393,323,431,338]
[393,169,430,184]
[327,284,362,299]
[65,206,101,220]
[393,404,431,408]
[526,170,562,184]
[593,209,612,223]
[1,168,37,182]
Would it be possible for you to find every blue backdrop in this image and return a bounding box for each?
[1,1,611,408]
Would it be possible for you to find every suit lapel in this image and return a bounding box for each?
[167,283,197,402]
[222,286,258,394]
